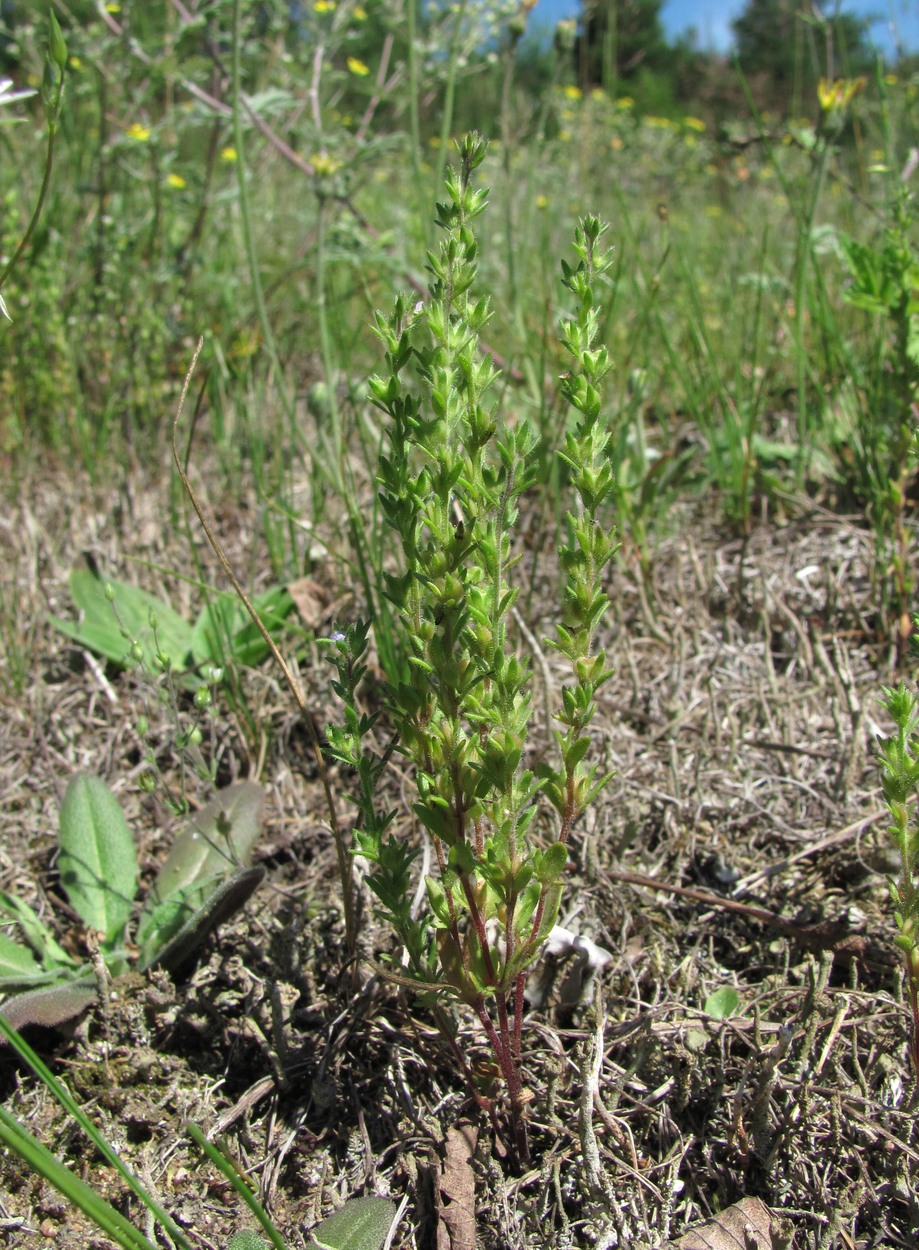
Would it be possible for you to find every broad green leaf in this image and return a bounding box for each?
[704,987,740,1020]
[306,1197,398,1250]
[137,784,265,972]
[144,782,264,906]
[58,774,138,947]
[138,867,265,973]
[190,586,293,668]
[0,933,42,983]
[0,892,78,970]
[136,877,222,957]
[0,980,97,1032]
[48,567,194,671]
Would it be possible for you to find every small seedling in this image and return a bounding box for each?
[0,775,265,1030]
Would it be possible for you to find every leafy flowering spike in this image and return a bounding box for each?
[326,141,617,1164]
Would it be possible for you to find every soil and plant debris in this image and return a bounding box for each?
[0,458,916,1248]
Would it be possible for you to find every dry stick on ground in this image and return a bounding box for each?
[731,804,895,895]
[603,866,897,972]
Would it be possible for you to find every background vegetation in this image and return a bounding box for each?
[1,0,919,1245]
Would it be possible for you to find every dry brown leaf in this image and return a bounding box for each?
[436,1122,478,1250]
[287,576,333,631]
[669,1197,793,1250]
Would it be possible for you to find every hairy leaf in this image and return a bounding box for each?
[58,774,138,948]
[144,782,264,907]
[306,1196,397,1250]
[139,866,266,973]
[0,980,97,1033]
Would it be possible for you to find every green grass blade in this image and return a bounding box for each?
[186,1123,288,1250]
[0,1104,156,1250]
[0,1014,194,1250]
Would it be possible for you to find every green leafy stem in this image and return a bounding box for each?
[324,134,617,1162]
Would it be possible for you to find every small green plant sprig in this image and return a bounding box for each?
[878,678,919,1080]
[324,134,616,1161]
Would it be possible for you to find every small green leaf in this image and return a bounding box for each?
[48,567,195,673]
[704,987,740,1020]
[227,1234,270,1250]
[534,842,567,886]
[58,775,138,949]
[306,1197,397,1250]
[0,893,78,971]
[0,933,42,983]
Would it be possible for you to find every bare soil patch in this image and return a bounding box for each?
[0,456,916,1248]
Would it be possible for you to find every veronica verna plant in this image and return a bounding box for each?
[878,671,919,1081]
[324,134,616,1162]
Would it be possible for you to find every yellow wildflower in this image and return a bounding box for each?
[535,194,548,209]
[166,173,186,189]
[817,76,866,113]
[563,84,582,101]
[105,2,120,11]
[221,146,238,162]
[347,56,370,76]
[314,0,336,11]
[684,116,705,132]
[125,122,151,142]
[885,74,897,86]
[616,96,633,109]
[354,4,368,16]
[312,152,342,175]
